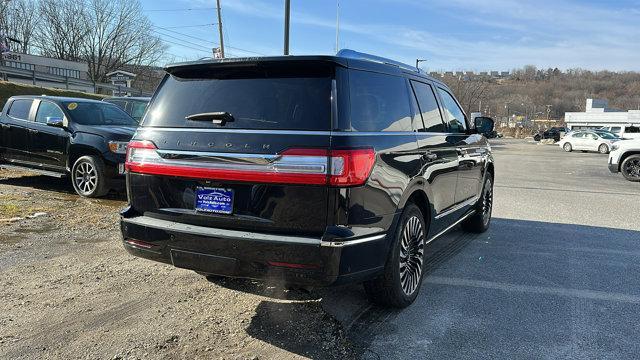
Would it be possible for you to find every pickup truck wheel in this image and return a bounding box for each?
[598,144,609,154]
[621,154,640,182]
[461,173,494,233]
[71,155,109,198]
[563,143,572,152]
[363,203,426,308]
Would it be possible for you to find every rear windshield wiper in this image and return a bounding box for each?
[185,111,234,125]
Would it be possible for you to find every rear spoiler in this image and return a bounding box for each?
[165,56,348,75]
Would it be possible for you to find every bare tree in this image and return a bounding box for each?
[1,0,39,53]
[442,75,492,115]
[81,0,165,82]
[35,0,89,60]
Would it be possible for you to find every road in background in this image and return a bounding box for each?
[349,139,640,359]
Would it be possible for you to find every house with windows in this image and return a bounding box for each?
[1,51,93,92]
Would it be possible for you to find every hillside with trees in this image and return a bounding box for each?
[441,67,640,122]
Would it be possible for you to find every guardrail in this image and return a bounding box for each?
[0,65,154,96]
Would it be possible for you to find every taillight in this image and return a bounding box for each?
[125,141,375,187]
[125,140,159,171]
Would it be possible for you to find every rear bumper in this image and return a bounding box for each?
[120,215,387,287]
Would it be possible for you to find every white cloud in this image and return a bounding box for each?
[183,0,640,70]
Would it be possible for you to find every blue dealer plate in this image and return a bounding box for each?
[195,188,234,214]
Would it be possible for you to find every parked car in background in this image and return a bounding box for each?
[599,125,640,140]
[558,130,620,154]
[120,50,496,308]
[534,126,566,142]
[0,95,138,197]
[103,97,151,123]
[608,139,640,182]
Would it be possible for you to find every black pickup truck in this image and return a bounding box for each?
[0,95,137,197]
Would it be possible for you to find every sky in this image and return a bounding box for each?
[140,0,640,71]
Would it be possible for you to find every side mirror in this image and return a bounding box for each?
[474,116,494,135]
[46,116,64,128]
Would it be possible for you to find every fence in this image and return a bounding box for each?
[0,65,154,97]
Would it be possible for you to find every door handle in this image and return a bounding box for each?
[29,129,39,134]
[0,124,10,129]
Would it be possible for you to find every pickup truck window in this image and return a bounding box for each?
[63,102,137,126]
[8,99,33,120]
[35,101,65,124]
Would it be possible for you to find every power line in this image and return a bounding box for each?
[153,26,216,46]
[152,29,213,51]
[164,23,217,29]
[144,7,218,12]
[153,25,266,56]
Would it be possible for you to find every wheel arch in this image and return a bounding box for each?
[67,145,103,170]
[619,151,640,171]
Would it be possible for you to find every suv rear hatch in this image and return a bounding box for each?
[126,59,341,235]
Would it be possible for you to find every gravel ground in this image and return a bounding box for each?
[0,169,353,360]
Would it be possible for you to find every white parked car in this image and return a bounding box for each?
[609,139,640,181]
[559,130,620,154]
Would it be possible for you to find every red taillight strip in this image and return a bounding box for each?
[126,141,375,186]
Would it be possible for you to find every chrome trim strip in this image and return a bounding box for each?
[156,149,280,161]
[427,210,476,244]
[434,196,479,220]
[123,216,322,245]
[136,127,419,136]
[320,233,386,247]
[138,128,332,135]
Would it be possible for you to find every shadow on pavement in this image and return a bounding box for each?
[349,218,640,359]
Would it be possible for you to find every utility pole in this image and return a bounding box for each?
[545,104,552,120]
[216,0,225,58]
[284,0,290,55]
[335,0,339,53]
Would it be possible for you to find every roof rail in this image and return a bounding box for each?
[337,49,420,73]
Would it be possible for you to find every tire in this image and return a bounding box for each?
[71,155,110,198]
[461,173,494,233]
[363,203,427,308]
[534,134,541,141]
[563,143,572,152]
[621,154,640,182]
[598,144,609,154]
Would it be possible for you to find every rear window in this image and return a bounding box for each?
[144,68,332,130]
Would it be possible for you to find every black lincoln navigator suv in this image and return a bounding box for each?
[120,50,495,307]
[0,96,138,197]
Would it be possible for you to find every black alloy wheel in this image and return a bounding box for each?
[364,203,427,308]
[621,155,640,182]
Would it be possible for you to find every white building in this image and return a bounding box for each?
[1,51,93,92]
[565,99,640,137]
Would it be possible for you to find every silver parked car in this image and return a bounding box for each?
[558,130,620,154]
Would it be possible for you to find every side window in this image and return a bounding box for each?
[349,70,412,132]
[436,88,467,133]
[572,132,584,138]
[35,101,64,124]
[626,126,640,134]
[410,81,446,132]
[587,133,598,140]
[8,99,34,120]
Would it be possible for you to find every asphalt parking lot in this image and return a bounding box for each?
[1,139,639,359]
[346,139,640,359]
